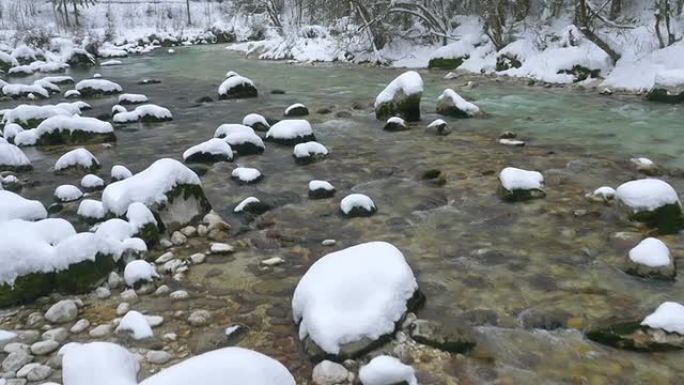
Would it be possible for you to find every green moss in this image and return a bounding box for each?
[135,223,161,246]
[0,272,55,307]
[37,130,117,146]
[428,56,466,70]
[499,186,546,202]
[496,54,522,71]
[586,321,682,352]
[630,203,684,235]
[558,65,600,82]
[54,253,117,293]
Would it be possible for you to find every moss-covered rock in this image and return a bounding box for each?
[495,54,522,71]
[54,253,117,293]
[134,222,161,246]
[587,321,684,352]
[428,56,466,70]
[155,183,212,232]
[558,65,600,82]
[218,83,258,100]
[375,94,421,122]
[498,186,546,202]
[0,272,55,307]
[647,88,684,103]
[36,130,116,146]
[629,203,684,235]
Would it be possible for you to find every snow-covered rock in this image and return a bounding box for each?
[498,167,545,202]
[242,113,270,131]
[358,355,417,385]
[81,174,105,191]
[123,260,159,287]
[426,119,450,136]
[2,104,72,127]
[428,38,478,69]
[233,196,268,215]
[75,79,122,96]
[65,48,95,67]
[2,83,49,99]
[436,89,480,118]
[265,119,315,145]
[0,190,47,221]
[231,167,263,184]
[646,70,684,103]
[292,242,420,358]
[0,143,31,171]
[2,123,23,142]
[54,148,100,172]
[383,116,408,131]
[284,103,309,117]
[293,141,328,163]
[309,180,335,199]
[34,115,115,145]
[641,302,684,335]
[111,165,133,181]
[183,138,234,163]
[214,124,265,155]
[61,342,139,385]
[374,71,423,121]
[126,202,160,244]
[139,348,295,385]
[626,238,675,280]
[616,179,683,234]
[54,185,83,203]
[102,158,210,230]
[115,310,153,340]
[113,104,172,123]
[589,186,616,202]
[217,74,257,99]
[340,193,376,217]
[64,89,81,99]
[77,199,105,220]
[312,360,349,385]
[118,93,149,105]
[496,39,539,71]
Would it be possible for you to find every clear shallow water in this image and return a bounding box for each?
[3,45,684,383]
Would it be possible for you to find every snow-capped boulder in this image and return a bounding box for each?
[265,120,315,145]
[112,104,126,117]
[65,48,96,67]
[340,193,376,217]
[218,74,257,99]
[293,141,328,164]
[625,238,675,280]
[428,40,475,69]
[2,123,23,143]
[284,103,309,117]
[358,355,417,385]
[233,196,269,215]
[183,138,234,163]
[496,39,538,71]
[54,148,100,172]
[243,113,270,131]
[113,104,172,123]
[118,93,149,105]
[54,185,83,203]
[309,180,335,199]
[34,115,115,145]
[426,119,451,136]
[383,116,408,131]
[116,310,153,340]
[436,89,480,118]
[139,348,295,385]
[0,51,17,72]
[231,167,263,184]
[498,167,545,202]
[2,83,49,99]
[588,186,616,203]
[77,199,106,221]
[646,70,684,103]
[81,174,105,192]
[64,90,81,99]
[33,78,60,94]
[616,179,683,234]
[292,242,422,359]
[102,158,211,230]
[374,71,423,121]
[630,157,659,175]
[0,143,31,171]
[214,124,265,155]
[111,165,133,181]
[61,342,139,385]
[124,260,159,288]
[642,302,684,335]
[2,104,73,128]
[75,79,122,96]
[11,45,40,65]
[126,202,160,245]
[0,190,47,221]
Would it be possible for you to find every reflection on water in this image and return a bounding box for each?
[3,44,684,383]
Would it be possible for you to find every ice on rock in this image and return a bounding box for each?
[340,193,376,217]
[436,89,480,118]
[498,167,545,201]
[54,148,100,172]
[292,242,419,356]
[54,185,83,202]
[115,310,154,340]
[124,260,159,287]
[77,199,105,220]
[61,342,139,385]
[641,302,684,335]
[242,113,270,131]
[80,174,105,190]
[75,79,122,96]
[265,119,315,145]
[231,167,263,184]
[183,138,234,163]
[293,141,328,163]
[111,165,133,181]
[139,347,295,385]
[374,71,423,121]
[359,355,418,385]
[113,104,172,123]
[0,143,31,171]
[118,93,149,105]
[0,190,47,221]
[213,124,265,155]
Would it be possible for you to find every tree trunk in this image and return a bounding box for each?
[186,0,191,26]
[575,0,621,63]
[72,0,79,27]
[610,0,622,19]
[63,0,70,27]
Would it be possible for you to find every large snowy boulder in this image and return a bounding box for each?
[265,120,315,145]
[374,71,423,122]
[0,190,47,221]
[647,70,684,103]
[33,115,115,145]
[183,138,234,163]
[1,83,49,99]
[61,342,140,385]
[616,179,683,234]
[436,89,480,118]
[102,158,211,230]
[65,48,96,67]
[214,124,265,155]
[140,348,295,385]
[0,143,31,171]
[54,148,100,172]
[625,238,675,280]
[2,104,73,128]
[242,113,270,132]
[498,167,545,202]
[75,79,122,96]
[428,39,476,69]
[113,104,173,123]
[217,74,258,99]
[292,242,422,360]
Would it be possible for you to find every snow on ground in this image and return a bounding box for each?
[628,238,672,268]
[641,302,684,334]
[0,190,47,221]
[603,41,684,92]
[359,355,418,385]
[616,179,680,212]
[292,241,417,354]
